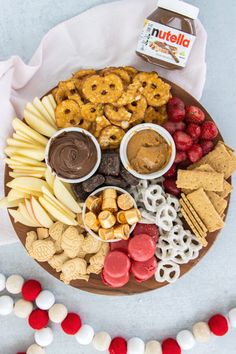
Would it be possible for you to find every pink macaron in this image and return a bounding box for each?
[131,256,158,282]
[128,234,156,262]
[102,270,130,288]
[104,251,131,278]
[110,240,129,254]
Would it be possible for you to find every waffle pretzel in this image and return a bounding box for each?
[144,105,168,125]
[82,74,124,104]
[81,103,104,122]
[98,125,125,149]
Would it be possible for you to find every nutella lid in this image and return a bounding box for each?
[158,0,199,20]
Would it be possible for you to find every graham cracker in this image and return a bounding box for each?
[188,141,236,179]
[181,194,208,233]
[177,169,224,192]
[180,208,208,247]
[180,201,207,238]
[206,191,227,216]
[187,188,224,233]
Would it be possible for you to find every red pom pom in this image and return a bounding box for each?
[61,313,82,335]
[109,337,127,354]
[162,338,181,354]
[208,314,229,336]
[17,352,26,354]
[22,279,42,301]
[28,309,49,330]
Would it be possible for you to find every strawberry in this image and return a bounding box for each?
[186,105,205,124]
[174,151,187,164]
[173,131,193,151]
[187,144,203,163]
[200,121,218,140]
[167,97,185,122]
[186,123,201,141]
[199,139,214,155]
[132,223,159,243]
[163,178,181,196]
[164,163,176,177]
[163,121,186,135]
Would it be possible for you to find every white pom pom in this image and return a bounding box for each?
[6,274,24,294]
[92,331,111,351]
[0,295,14,315]
[14,299,33,318]
[49,303,68,323]
[145,340,162,354]
[228,308,236,328]
[34,327,54,347]
[0,274,6,292]
[26,344,45,354]
[75,324,94,345]
[36,290,55,310]
[176,330,196,350]
[192,322,211,343]
[128,337,145,354]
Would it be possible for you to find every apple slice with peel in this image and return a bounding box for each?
[32,97,57,128]
[42,95,56,121]
[6,138,40,149]
[5,147,45,161]
[9,172,44,179]
[7,189,30,202]
[41,186,75,218]
[39,197,77,226]
[7,177,49,193]
[30,196,53,228]
[0,197,25,208]
[8,186,42,198]
[9,156,46,167]
[12,118,49,146]
[8,209,38,227]
[18,203,41,227]
[53,177,81,213]
[10,165,46,172]
[45,168,55,189]
[25,198,40,225]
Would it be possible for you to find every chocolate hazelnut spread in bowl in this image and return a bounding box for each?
[119,123,176,180]
[45,127,101,183]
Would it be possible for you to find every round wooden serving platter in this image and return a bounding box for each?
[4,79,230,296]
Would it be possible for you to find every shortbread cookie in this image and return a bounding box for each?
[31,240,56,262]
[61,226,84,258]
[48,252,69,272]
[60,258,89,284]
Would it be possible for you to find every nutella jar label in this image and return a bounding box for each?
[137,19,195,68]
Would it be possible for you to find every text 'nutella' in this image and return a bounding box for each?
[136,0,199,70]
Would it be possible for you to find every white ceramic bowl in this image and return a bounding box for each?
[45,127,101,184]
[82,186,138,243]
[119,123,176,180]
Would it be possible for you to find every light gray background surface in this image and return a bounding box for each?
[0,0,236,353]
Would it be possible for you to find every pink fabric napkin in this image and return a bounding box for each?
[0,0,207,245]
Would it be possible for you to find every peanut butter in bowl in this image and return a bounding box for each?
[119,123,176,179]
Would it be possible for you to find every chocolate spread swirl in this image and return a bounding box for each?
[48,131,97,179]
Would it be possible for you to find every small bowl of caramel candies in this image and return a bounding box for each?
[82,187,141,242]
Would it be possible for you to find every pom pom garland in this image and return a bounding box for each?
[6,274,24,294]
[0,295,14,315]
[127,337,145,354]
[61,313,82,335]
[14,299,33,319]
[0,273,6,291]
[109,337,127,354]
[49,303,68,324]
[75,324,94,345]
[228,308,236,328]
[176,330,196,350]
[162,338,181,354]
[192,322,211,343]
[34,327,54,347]
[26,344,45,354]
[93,331,112,351]
[28,309,49,330]
[22,280,42,301]
[208,314,229,336]
[36,290,55,310]
[145,340,162,354]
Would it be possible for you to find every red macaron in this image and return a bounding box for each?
[104,251,131,278]
[131,256,157,282]
[110,240,129,254]
[128,234,156,262]
[102,270,130,288]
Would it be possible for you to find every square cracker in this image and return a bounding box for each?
[188,141,236,179]
[180,208,208,247]
[187,188,224,233]
[177,169,224,192]
[180,194,208,233]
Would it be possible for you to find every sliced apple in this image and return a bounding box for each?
[24,110,57,138]
[5,146,45,161]
[30,196,53,228]
[12,118,49,146]
[9,156,46,167]
[8,208,38,227]
[12,132,36,145]
[42,186,75,218]
[25,198,39,224]
[0,197,25,208]
[39,197,77,226]
[4,158,22,167]
[53,177,81,213]
[10,172,44,179]
[10,165,46,172]
[9,186,42,198]
[32,97,57,127]
[6,138,40,149]
[42,95,56,121]
[7,189,30,202]
[45,168,55,189]
[18,202,41,227]
[7,177,49,193]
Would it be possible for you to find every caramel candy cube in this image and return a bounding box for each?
[102,197,118,212]
[113,224,130,240]
[124,208,141,225]
[117,193,134,210]
[98,227,114,240]
[86,195,102,213]
[103,188,117,199]
[84,211,100,232]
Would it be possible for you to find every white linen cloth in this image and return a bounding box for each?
[0,0,207,245]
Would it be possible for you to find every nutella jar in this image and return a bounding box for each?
[136,0,199,69]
